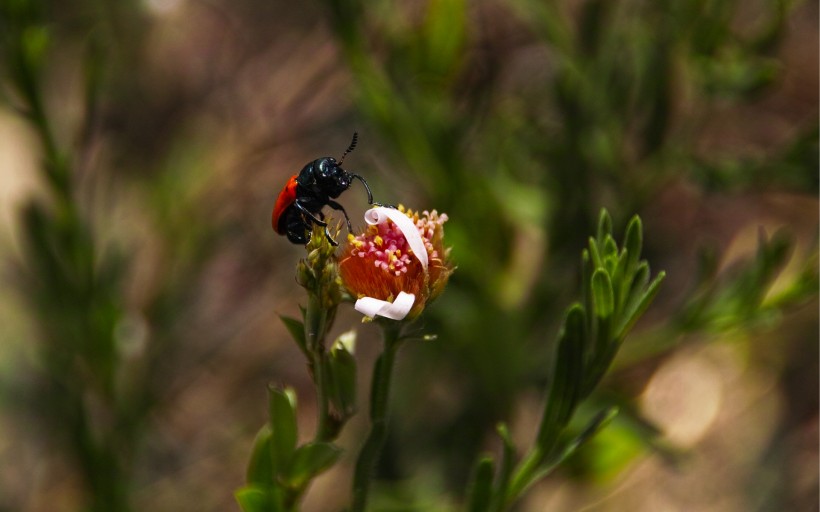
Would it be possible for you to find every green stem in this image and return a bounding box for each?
[312,348,335,442]
[306,294,338,442]
[351,323,401,512]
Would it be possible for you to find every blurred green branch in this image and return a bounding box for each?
[1,1,212,510]
[465,210,664,510]
[1,2,134,510]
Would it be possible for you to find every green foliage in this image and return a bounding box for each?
[2,0,816,510]
[680,228,804,332]
[239,228,354,511]
[238,387,342,512]
[314,0,817,505]
[2,5,134,510]
[464,210,664,510]
[1,2,214,510]
[326,334,358,420]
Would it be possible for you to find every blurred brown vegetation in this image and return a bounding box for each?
[0,0,817,511]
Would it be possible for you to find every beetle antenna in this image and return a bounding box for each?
[338,132,358,165]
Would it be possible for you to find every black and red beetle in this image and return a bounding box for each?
[272,133,384,246]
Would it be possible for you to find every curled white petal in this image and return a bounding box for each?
[354,291,416,320]
[364,207,428,270]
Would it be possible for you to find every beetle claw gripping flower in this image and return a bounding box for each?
[339,206,453,321]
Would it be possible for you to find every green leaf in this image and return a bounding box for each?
[279,314,307,355]
[466,456,495,512]
[492,423,516,511]
[544,406,619,469]
[626,262,650,303]
[591,269,615,318]
[246,426,274,486]
[596,208,612,243]
[611,249,630,314]
[505,450,543,507]
[285,442,342,488]
[587,237,603,270]
[603,235,618,261]
[617,271,666,338]
[581,249,593,316]
[622,215,643,276]
[269,386,298,475]
[537,305,585,451]
[235,486,271,512]
[512,408,619,499]
[327,343,357,419]
[561,305,586,413]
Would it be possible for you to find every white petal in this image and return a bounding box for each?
[364,207,428,270]
[354,291,416,320]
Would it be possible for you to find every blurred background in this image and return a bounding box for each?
[0,0,817,510]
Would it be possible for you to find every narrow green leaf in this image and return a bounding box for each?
[492,423,516,511]
[327,344,357,419]
[506,450,542,505]
[591,269,614,318]
[585,313,613,396]
[560,306,586,424]
[603,235,618,261]
[513,408,619,498]
[617,271,666,338]
[603,255,618,278]
[235,486,272,512]
[626,262,650,304]
[246,426,274,486]
[623,215,643,276]
[269,386,298,475]
[544,407,619,469]
[286,442,342,488]
[537,305,585,451]
[279,314,307,355]
[581,249,593,318]
[596,208,612,243]
[611,249,630,316]
[466,456,495,512]
[588,237,603,270]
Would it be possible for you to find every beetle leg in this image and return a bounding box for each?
[326,200,353,233]
[294,200,328,227]
[324,225,339,246]
[293,200,338,245]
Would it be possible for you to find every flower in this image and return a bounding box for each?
[339,205,453,321]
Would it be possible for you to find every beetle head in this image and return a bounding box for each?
[314,157,352,198]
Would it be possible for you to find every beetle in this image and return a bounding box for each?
[272,133,384,246]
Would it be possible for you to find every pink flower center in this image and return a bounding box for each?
[348,209,448,277]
